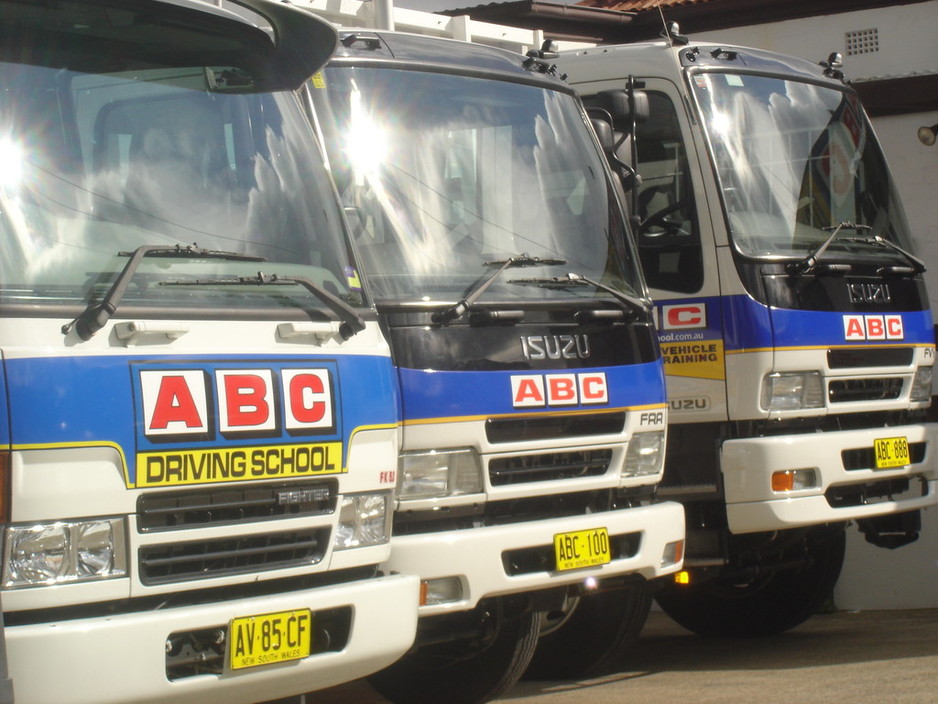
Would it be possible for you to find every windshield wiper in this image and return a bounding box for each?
[62,244,266,341]
[788,221,870,275]
[163,272,366,340]
[437,254,566,324]
[509,272,652,319]
[841,235,926,275]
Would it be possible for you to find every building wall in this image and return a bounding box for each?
[689,2,938,610]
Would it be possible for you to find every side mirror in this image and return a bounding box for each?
[584,90,649,129]
[589,115,616,153]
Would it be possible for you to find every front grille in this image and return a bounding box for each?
[486,412,626,444]
[828,378,903,403]
[502,531,641,576]
[137,480,337,532]
[393,489,629,535]
[489,449,612,486]
[828,348,913,368]
[842,441,926,470]
[139,529,328,585]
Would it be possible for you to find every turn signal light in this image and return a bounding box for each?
[771,468,817,492]
[420,576,463,606]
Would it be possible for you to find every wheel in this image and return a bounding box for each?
[523,580,653,680]
[367,598,539,704]
[655,527,846,637]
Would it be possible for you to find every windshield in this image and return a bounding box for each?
[0,61,360,315]
[690,72,914,260]
[312,66,642,306]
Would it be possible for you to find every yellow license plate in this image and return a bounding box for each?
[874,436,910,469]
[554,527,611,571]
[229,609,312,671]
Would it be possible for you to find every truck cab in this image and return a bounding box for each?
[0,1,417,702]
[558,38,936,636]
[306,30,685,701]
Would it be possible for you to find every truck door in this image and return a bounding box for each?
[629,80,727,425]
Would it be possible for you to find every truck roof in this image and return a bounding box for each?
[329,29,571,90]
[559,39,849,89]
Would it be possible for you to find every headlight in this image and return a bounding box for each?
[911,366,934,402]
[334,492,391,550]
[399,449,482,500]
[3,518,126,588]
[623,431,665,477]
[761,371,824,411]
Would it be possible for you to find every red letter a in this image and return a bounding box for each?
[148,376,203,431]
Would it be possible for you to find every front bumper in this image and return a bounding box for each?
[723,422,937,534]
[382,501,685,616]
[5,572,418,704]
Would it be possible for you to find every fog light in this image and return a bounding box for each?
[661,539,684,568]
[623,431,665,477]
[421,576,464,606]
[761,372,824,411]
[911,366,933,402]
[771,468,817,492]
[335,492,391,549]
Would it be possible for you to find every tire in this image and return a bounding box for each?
[523,580,653,680]
[655,527,846,637]
[367,599,540,704]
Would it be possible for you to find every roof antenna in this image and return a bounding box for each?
[658,4,689,46]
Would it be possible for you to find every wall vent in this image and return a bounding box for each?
[845,28,879,56]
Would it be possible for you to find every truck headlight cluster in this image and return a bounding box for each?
[623,431,665,477]
[910,366,934,402]
[334,492,391,549]
[761,371,824,411]
[3,518,127,588]
[398,449,483,500]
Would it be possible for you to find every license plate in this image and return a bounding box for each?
[229,609,312,671]
[874,436,910,469]
[554,527,611,572]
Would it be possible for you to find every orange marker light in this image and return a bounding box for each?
[772,470,796,492]
[419,581,429,606]
[771,468,817,492]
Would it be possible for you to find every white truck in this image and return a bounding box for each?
[305,29,685,701]
[0,1,418,702]
[555,34,937,636]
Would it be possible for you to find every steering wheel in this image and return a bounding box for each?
[640,201,687,237]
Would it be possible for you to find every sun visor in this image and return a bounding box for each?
[0,0,338,92]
